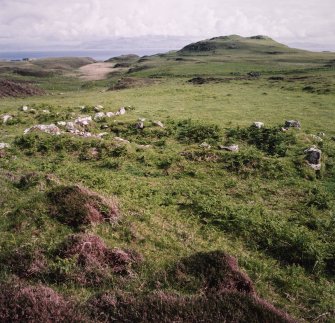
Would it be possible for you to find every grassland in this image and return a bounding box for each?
[0,35,335,322]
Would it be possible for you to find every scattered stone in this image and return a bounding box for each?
[75,116,92,126]
[310,134,323,142]
[138,118,146,122]
[42,109,50,114]
[153,120,164,128]
[94,112,106,121]
[114,137,130,144]
[135,121,144,129]
[97,132,109,138]
[219,144,239,152]
[116,107,126,116]
[137,144,151,149]
[106,112,115,117]
[57,121,67,126]
[253,122,264,129]
[94,105,104,112]
[65,122,76,132]
[200,142,211,149]
[285,120,301,129]
[304,146,322,170]
[1,114,13,124]
[24,124,61,135]
[21,105,29,111]
[0,143,10,149]
[317,132,326,137]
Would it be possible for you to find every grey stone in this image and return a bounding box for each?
[219,144,239,152]
[253,122,264,129]
[304,146,322,170]
[285,120,301,128]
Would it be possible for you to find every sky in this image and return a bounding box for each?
[0,0,334,51]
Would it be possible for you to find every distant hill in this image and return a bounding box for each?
[179,35,301,54]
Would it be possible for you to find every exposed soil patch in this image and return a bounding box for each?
[47,185,119,229]
[78,62,116,81]
[109,77,157,91]
[0,281,83,322]
[56,233,142,285]
[0,79,46,98]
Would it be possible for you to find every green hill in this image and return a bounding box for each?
[0,35,335,322]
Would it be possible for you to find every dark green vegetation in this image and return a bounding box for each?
[1,35,335,322]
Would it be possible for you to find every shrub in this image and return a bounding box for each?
[177,119,221,144]
[226,126,296,156]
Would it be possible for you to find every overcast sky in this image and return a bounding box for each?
[0,0,334,51]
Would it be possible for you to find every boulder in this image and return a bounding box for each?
[200,142,211,149]
[24,124,61,135]
[75,116,92,126]
[0,142,10,149]
[135,121,144,129]
[304,146,321,170]
[94,112,106,121]
[219,144,239,152]
[285,120,301,128]
[1,114,13,124]
[94,105,104,112]
[253,122,264,129]
[114,137,130,144]
[116,107,126,116]
[106,112,115,117]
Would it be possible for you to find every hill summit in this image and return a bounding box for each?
[179,34,296,54]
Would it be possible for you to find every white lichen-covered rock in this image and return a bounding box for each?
[200,142,211,149]
[42,110,50,114]
[21,105,29,111]
[304,146,322,170]
[75,116,92,126]
[0,142,10,149]
[1,114,13,124]
[285,120,301,128]
[65,122,76,132]
[219,144,239,152]
[137,144,151,149]
[57,121,67,126]
[97,132,109,138]
[106,112,115,117]
[24,124,61,135]
[138,118,146,122]
[114,137,130,144]
[94,112,106,121]
[253,122,264,129]
[94,105,104,112]
[116,107,126,115]
[153,121,164,128]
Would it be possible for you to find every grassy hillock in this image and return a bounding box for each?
[0,35,335,322]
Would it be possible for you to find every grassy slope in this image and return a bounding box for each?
[0,36,335,322]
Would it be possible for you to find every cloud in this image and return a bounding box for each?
[0,0,334,50]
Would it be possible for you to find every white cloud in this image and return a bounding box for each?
[0,0,334,50]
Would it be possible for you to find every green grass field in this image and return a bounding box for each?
[0,35,335,322]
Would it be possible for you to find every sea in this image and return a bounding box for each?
[0,48,171,61]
